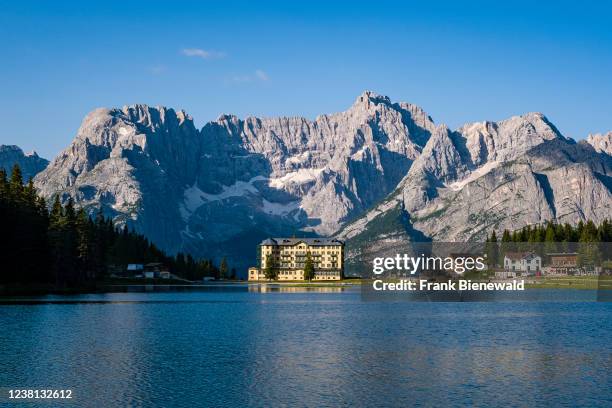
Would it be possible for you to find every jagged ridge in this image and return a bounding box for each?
[27,92,612,272]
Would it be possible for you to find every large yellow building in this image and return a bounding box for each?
[248,238,344,281]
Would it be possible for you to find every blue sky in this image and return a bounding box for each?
[1,0,611,159]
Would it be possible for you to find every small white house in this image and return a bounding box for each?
[504,252,542,276]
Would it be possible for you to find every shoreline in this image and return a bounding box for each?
[1,277,609,296]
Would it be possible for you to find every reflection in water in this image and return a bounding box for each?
[248,284,344,293]
[0,289,610,407]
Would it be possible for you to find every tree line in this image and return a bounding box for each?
[484,220,611,268]
[486,220,612,244]
[0,164,233,287]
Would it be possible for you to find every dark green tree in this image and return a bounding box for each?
[544,223,559,257]
[219,257,228,280]
[486,231,499,268]
[263,254,277,281]
[303,251,315,281]
[0,164,223,288]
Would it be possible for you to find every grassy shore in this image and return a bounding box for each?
[525,276,610,290]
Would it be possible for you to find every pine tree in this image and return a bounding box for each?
[0,165,222,288]
[65,199,79,282]
[263,254,276,281]
[76,208,94,279]
[598,219,612,242]
[544,222,559,256]
[0,169,8,284]
[219,257,228,280]
[303,251,315,281]
[0,169,8,198]
[486,231,499,268]
[175,252,186,276]
[92,208,108,277]
[9,164,23,202]
[48,195,65,284]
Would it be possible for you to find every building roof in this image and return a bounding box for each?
[547,252,579,256]
[504,252,540,261]
[259,238,344,246]
[127,264,144,270]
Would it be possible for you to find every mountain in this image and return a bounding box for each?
[585,132,612,155]
[338,114,612,270]
[34,92,435,269]
[0,145,49,181]
[30,92,612,273]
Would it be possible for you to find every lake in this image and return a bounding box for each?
[0,285,611,407]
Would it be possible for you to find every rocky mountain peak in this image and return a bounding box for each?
[0,145,22,154]
[28,92,611,273]
[0,145,49,180]
[118,104,197,132]
[32,92,442,268]
[452,111,564,168]
[586,132,612,155]
[352,90,393,107]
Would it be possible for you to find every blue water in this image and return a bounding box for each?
[0,286,611,407]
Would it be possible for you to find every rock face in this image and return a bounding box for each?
[34,92,435,268]
[30,92,612,272]
[0,145,49,181]
[585,132,612,155]
[34,105,201,255]
[338,113,612,270]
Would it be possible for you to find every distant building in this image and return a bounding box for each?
[248,238,344,281]
[541,266,568,276]
[504,252,541,276]
[126,264,144,276]
[545,252,579,275]
[548,252,578,268]
[495,270,517,279]
[144,262,170,279]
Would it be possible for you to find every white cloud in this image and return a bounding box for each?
[255,69,269,81]
[181,48,226,59]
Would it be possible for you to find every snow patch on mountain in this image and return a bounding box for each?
[268,168,324,188]
[448,161,500,191]
[181,176,268,220]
